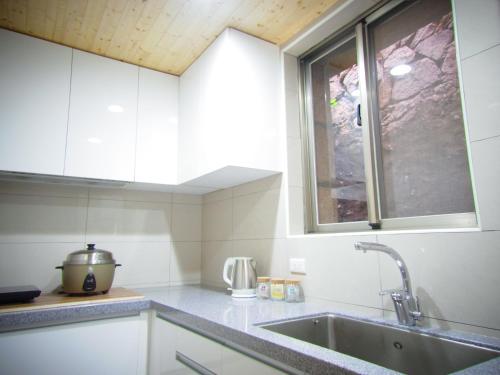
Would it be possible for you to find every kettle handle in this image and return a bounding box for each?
[251,258,256,268]
[222,258,234,287]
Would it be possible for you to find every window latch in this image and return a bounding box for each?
[357,104,362,126]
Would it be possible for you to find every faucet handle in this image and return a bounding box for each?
[410,296,423,320]
[379,289,404,297]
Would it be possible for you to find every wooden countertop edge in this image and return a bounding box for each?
[0,288,145,314]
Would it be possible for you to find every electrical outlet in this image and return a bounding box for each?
[289,258,306,274]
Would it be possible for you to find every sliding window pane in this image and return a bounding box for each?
[309,37,368,224]
[371,0,474,219]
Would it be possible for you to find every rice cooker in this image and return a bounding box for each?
[56,244,121,294]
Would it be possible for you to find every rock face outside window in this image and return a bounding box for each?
[374,11,474,219]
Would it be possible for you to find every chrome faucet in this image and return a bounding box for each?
[354,242,422,326]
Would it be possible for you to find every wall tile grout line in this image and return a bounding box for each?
[168,240,174,286]
[0,179,204,292]
[374,234,384,311]
[470,133,500,144]
[204,186,283,203]
[132,66,140,181]
[87,197,175,204]
[83,187,90,245]
[62,48,74,176]
[461,41,500,62]
[0,241,188,245]
[0,192,88,199]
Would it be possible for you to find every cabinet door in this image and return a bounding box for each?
[149,316,191,375]
[222,347,286,375]
[0,29,71,175]
[178,28,281,185]
[65,50,138,181]
[0,315,148,375]
[135,68,178,185]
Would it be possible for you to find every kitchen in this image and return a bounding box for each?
[0,0,499,374]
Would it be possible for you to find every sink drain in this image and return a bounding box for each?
[393,341,403,350]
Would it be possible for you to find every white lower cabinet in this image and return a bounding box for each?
[149,316,284,375]
[0,314,148,375]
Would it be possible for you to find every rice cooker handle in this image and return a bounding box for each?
[55,266,63,270]
[115,264,122,268]
[87,243,96,251]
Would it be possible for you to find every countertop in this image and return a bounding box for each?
[1,285,499,374]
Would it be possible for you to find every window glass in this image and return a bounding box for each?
[302,0,476,231]
[371,0,475,218]
[310,37,368,224]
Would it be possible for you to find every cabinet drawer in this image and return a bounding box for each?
[176,325,223,374]
[152,316,287,375]
[222,347,286,375]
[151,316,221,375]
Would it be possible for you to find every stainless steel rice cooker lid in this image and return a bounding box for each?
[64,244,115,265]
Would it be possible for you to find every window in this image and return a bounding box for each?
[302,0,476,232]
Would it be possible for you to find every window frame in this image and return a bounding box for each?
[300,0,478,233]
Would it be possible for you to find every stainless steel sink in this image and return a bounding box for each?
[260,314,500,374]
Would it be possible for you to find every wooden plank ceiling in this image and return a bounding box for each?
[0,0,340,75]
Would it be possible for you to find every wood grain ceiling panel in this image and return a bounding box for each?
[0,0,340,75]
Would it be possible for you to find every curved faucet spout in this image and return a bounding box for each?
[354,241,422,326]
[354,242,412,295]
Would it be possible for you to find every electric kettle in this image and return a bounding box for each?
[222,257,257,298]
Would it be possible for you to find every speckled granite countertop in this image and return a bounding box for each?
[1,285,499,374]
[0,297,150,332]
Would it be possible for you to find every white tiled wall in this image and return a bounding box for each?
[376,231,500,330]
[453,0,500,60]
[201,173,500,337]
[201,0,500,339]
[470,137,500,230]
[460,45,500,142]
[456,0,500,231]
[200,175,392,320]
[286,234,382,308]
[0,181,202,292]
[283,52,305,236]
[201,175,288,288]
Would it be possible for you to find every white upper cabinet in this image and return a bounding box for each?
[135,68,178,185]
[0,29,71,175]
[0,28,281,190]
[178,28,283,188]
[65,50,139,181]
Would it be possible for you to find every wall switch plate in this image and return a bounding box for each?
[289,258,306,274]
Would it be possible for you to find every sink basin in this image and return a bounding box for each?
[260,314,500,374]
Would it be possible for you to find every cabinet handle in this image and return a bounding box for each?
[175,351,217,375]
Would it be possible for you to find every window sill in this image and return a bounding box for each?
[288,226,481,239]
